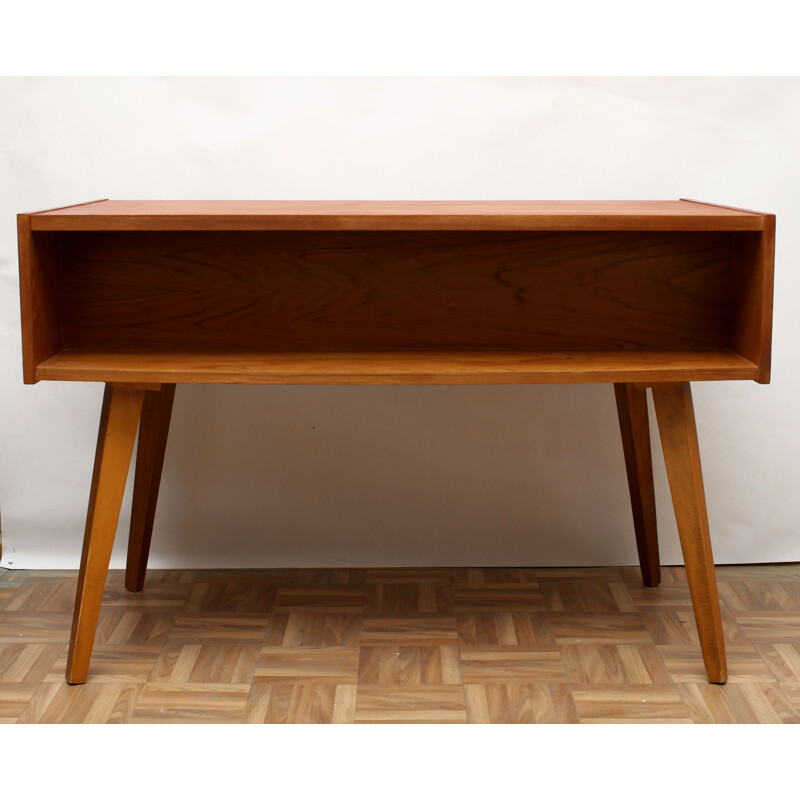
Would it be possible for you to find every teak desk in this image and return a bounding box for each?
[17,200,775,685]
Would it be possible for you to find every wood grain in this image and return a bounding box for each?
[465,683,578,723]
[131,683,250,723]
[149,643,258,684]
[16,217,61,384]
[19,202,774,386]
[560,644,671,684]
[58,230,734,353]
[3,564,800,723]
[570,684,691,722]
[125,384,175,592]
[267,612,362,648]
[355,686,467,723]
[254,647,359,684]
[365,583,454,615]
[730,216,776,383]
[29,200,765,232]
[49,646,161,684]
[25,198,108,215]
[18,681,142,724]
[657,645,775,684]
[66,384,145,684]
[457,611,555,647]
[359,645,462,685]
[539,578,624,613]
[550,613,652,644]
[652,382,726,684]
[0,644,63,683]
[0,684,39,723]
[35,348,759,385]
[460,650,567,682]
[614,383,661,587]
[125,385,175,592]
[243,683,356,724]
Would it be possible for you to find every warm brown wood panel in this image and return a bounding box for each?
[36,349,759,385]
[58,230,734,353]
[17,218,62,384]
[29,200,765,232]
[729,217,776,383]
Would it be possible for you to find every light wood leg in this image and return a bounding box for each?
[125,384,176,592]
[652,382,727,684]
[614,383,661,587]
[66,383,144,684]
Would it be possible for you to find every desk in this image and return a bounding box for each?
[17,200,775,685]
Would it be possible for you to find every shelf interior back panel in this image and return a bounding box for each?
[56,230,741,354]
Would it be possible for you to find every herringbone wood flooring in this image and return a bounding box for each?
[2,564,799,723]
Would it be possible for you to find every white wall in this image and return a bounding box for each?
[1,77,798,570]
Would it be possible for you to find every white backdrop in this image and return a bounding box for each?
[1,77,798,570]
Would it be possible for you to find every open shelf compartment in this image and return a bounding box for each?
[19,221,774,385]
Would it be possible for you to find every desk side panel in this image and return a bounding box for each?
[730,217,775,383]
[17,216,62,384]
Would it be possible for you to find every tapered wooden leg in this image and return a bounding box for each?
[614,383,661,587]
[125,384,176,592]
[66,383,145,684]
[652,382,727,684]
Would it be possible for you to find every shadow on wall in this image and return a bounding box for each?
[149,382,642,568]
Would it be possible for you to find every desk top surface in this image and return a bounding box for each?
[26,199,768,232]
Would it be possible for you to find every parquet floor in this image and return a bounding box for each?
[2,564,800,723]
